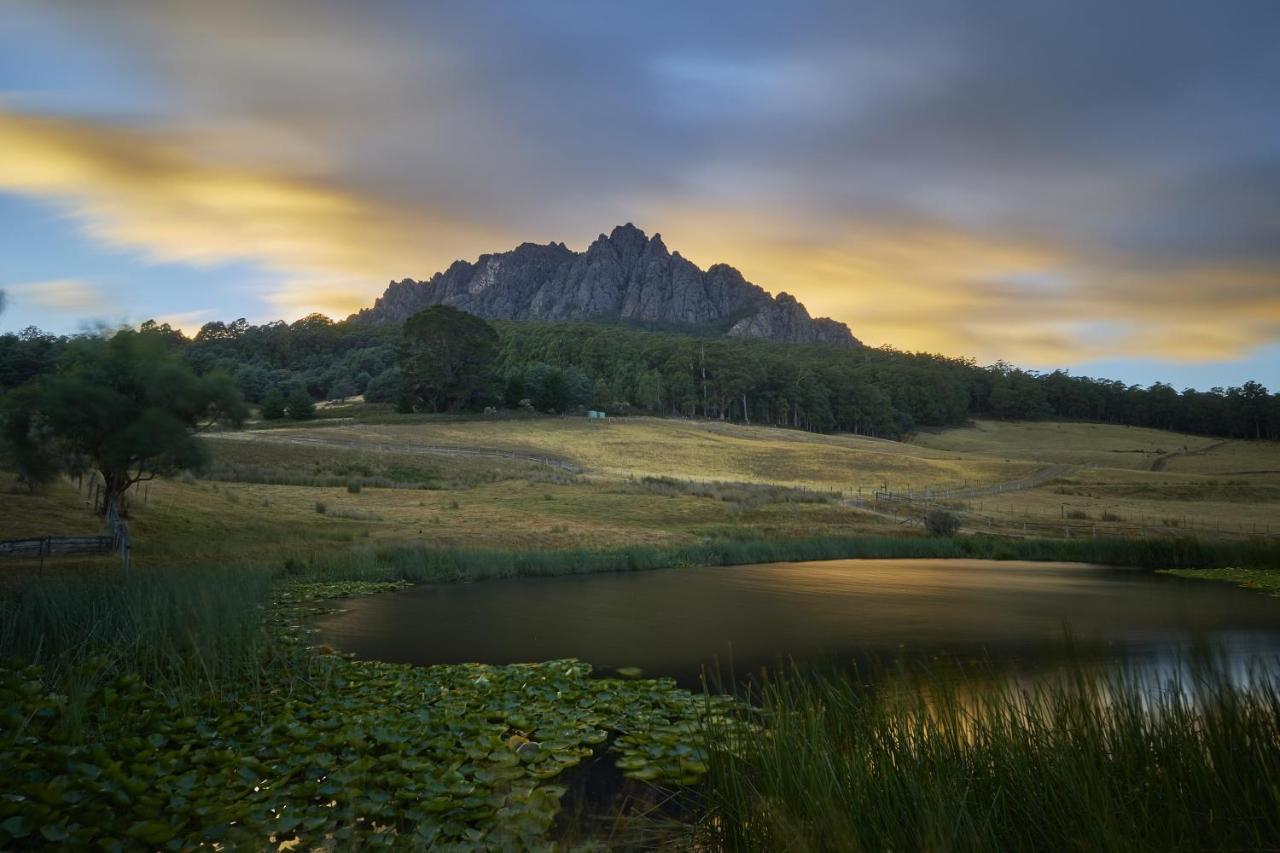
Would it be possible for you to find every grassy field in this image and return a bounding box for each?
[914,419,1280,538]
[239,416,1039,492]
[914,420,1206,467]
[3,413,1278,570]
[0,462,886,571]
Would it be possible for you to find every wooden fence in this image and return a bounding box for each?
[0,473,134,570]
[0,535,113,566]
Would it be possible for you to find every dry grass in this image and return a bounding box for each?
[912,420,1280,537]
[239,417,1036,494]
[4,416,1277,570]
[1157,439,1280,478]
[973,469,1280,536]
[203,434,550,488]
[0,472,887,570]
[913,420,1223,470]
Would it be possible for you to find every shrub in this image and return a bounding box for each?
[259,387,286,420]
[924,508,960,536]
[314,501,327,514]
[347,479,362,494]
[286,387,316,420]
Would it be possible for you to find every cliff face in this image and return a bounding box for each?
[356,224,858,346]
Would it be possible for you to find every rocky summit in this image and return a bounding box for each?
[355,224,858,346]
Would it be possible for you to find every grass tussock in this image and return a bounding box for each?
[699,662,1280,852]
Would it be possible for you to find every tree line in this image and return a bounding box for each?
[2,311,1278,443]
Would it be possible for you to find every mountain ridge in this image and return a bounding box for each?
[354,224,858,346]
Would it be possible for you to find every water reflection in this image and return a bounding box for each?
[313,559,1280,689]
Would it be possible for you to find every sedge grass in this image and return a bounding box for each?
[698,660,1280,851]
[0,567,275,722]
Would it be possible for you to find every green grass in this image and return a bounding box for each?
[1162,567,1280,596]
[698,662,1280,852]
[0,568,277,740]
[294,534,1280,586]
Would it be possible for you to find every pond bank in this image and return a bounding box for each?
[301,532,1280,587]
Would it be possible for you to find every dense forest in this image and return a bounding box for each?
[2,314,1278,441]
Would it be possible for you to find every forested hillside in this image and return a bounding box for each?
[2,314,1277,440]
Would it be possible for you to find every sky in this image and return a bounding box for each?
[1,1,1278,389]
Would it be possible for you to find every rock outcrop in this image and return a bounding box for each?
[355,224,858,346]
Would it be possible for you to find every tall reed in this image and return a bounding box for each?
[0,567,274,700]
[699,660,1280,851]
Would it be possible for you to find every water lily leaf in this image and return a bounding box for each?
[1,816,33,839]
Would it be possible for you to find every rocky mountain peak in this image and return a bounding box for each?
[355,225,859,346]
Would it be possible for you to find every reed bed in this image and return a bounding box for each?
[698,661,1280,851]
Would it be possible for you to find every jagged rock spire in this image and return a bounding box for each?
[355,225,858,346]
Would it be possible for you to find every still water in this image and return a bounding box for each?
[313,560,1280,687]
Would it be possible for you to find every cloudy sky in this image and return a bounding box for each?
[1,1,1278,387]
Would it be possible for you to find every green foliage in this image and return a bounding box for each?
[6,330,246,507]
[0,384,62,490]
[259,387,286,420]
[285,386,315,420]
[0,326,66,392]
[6,316,1279,439]
[400,306,499,412]
[923,507,960,536]
[0,574,741,848]
[699,663,1280,851]
[362,366,403,403]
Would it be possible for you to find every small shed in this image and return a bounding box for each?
[586,410,607,419]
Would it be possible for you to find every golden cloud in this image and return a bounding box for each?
[0,110,505,319]
[2,109,1276,365]
[648,205,1280,365]
[7,278,109,314]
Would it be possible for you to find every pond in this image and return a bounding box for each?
[313,559,1280,687]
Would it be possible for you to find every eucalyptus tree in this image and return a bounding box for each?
[399,306,499,412]
[7,329,246,514]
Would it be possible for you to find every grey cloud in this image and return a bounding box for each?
[13,0,1280,361]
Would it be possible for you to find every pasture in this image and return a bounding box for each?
[3,413,1279,570]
